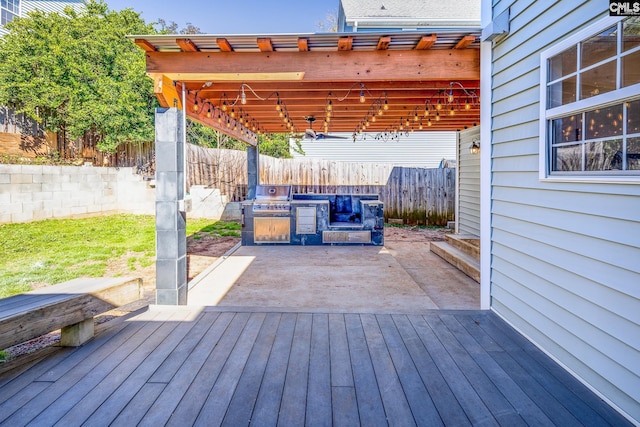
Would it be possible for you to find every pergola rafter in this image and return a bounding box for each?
[134,30,481,144]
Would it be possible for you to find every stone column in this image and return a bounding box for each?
[247,144,259,199]
[154,108,187,305]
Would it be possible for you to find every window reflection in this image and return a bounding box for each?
[623,49,640,87]
[586,139,623,171]
[581,26,617,68]
[548,76,576,108]
[623,17,640,52]
[549,46,577,81]
[628,137,640,170]
[553,145,582,171]
[585,104,622,140]
[580,60,617,99]
[552,115,583,143]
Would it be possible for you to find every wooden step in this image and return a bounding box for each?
[430,241,480,283]
[444,234,480,260]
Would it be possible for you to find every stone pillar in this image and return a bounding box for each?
[154,108,187,305]
[247,144,259,199]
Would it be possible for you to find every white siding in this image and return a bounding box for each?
[0,1,84,35]
[21,0,84,15]
[457,126,481,236]
[488,0,640,423]
[292,131,456,168]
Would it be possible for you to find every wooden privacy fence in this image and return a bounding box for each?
[186,144,456,226]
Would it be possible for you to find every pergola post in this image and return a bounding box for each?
[247,144,259,199]
[154,108,188,305]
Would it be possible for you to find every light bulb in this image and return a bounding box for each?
[436,100,442,110]
[383,100,389,110]
[241,88,247,105]
[448,91,454,103]
[359,90,365,103]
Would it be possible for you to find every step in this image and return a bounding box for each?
[445,234,480,260]
[430,241,480,283]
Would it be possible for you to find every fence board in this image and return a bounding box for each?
[186,144,455,226]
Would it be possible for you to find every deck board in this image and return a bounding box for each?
[0,309,632,426]
[361,314,416,426]
[307,314,332,426]
[344,313,387,427]
[251,312,297,426]
[222,312,280,427]
[278,313,313,426]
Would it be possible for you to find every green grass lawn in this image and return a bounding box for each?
[0,214,240,299]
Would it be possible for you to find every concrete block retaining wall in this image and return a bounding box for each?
[0,164,241,224]
[0,164,154,224]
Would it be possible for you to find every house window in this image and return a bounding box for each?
[540,16,640,180]
[1,0,20,26]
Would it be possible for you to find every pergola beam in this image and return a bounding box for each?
[145,49,479,82]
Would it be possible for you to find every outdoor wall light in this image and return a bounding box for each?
[469,139,481,155]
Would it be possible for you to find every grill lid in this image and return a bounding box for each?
[254,185,291,201]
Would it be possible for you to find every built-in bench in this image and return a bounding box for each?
[0,277,144,350]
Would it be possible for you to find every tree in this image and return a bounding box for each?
[0,0,157,152]
[259,133,303,158]
[317,9,338,32]
[156,18,201,35]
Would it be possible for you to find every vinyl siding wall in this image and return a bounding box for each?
[488,0,640,422]
[0,1,83,35]
[21,0,84,15]
[292,131,456,168]
[457,126,481,236]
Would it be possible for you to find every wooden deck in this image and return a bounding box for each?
[0,307,630,426]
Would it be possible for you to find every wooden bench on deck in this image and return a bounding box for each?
[0,277,144,350]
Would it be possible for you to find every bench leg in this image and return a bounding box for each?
[60,318,95,347]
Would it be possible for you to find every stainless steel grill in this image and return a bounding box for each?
[251,185,291,213]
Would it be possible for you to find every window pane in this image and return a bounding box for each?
[628,99,640,134]
[552,115,583,143]
[623,17,640,52]
[581,26,617,68]
[585,104,623,139]
[580,60,617,99]
[549,46,577,81]
[586,139,623,170]
[628,137,640,170]
[552,144,582,171]
[623,49,640,87]
[548,76,577,108]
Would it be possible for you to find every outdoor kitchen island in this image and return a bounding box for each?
[241,185,384,246]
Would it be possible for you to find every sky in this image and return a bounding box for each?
[104,0,340,34]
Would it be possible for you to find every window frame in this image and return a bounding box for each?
[539,16,640,183]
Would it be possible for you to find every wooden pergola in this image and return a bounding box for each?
[133,30,480,145]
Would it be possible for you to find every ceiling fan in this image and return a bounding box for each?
[299,115,347,140]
